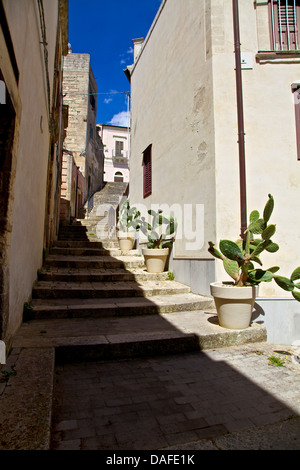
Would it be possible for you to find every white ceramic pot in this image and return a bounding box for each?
[142,248,169,273]
[210,281,259,330]
[118,231,135,251]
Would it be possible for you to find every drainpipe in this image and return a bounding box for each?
[233,0,247,239]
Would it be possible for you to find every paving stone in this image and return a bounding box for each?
[49,344,300,450]
[3,222,300,450]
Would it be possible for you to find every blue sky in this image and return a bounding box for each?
[68,0,162,126]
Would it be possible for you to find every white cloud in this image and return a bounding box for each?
[104,97,112,104]
[109,110,130,127]
[127,46,134,54]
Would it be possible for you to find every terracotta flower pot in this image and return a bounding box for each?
[118,231,136,251]
[142,248,169,273]
[210,281,259,329]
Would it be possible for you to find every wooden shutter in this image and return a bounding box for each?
[115,141,124,156]
[272,0,299,50]
[143,145,152,198]
[295,90,300,160]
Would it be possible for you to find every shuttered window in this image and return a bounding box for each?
[143,145,152,198]
[115,140,124,156]
[270,0,300,50]
[294,90,300,159]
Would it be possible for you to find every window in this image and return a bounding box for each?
[115,140,124,157]
[294,88,300,159]
[89,124,93,140]
[90,93,95,110]
[269,0,300,51]
[143,145,152,198]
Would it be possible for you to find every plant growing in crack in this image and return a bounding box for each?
[0,366,17,382]
[166,271,175,281]
[268,355,285,367]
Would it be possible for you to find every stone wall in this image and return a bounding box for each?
[63,53,104,201]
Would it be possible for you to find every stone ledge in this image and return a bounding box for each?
[0,348,55,450]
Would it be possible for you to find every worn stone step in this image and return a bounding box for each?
[32,280,191,299]
[14,311,267,362]
[58,235,90,241]
[59,225,88,231]
[43,254,145,269]
[38,267,171,283]
[53,240,119,249]
[27,293,214,320]
[50,246,139,257]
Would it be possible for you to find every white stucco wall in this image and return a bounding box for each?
[3,0,60,337]
[130,0,217,263]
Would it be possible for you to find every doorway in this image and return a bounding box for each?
[114,171,124,182]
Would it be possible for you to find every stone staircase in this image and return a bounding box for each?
[1,222,267,449]
[17,221,267,363]
[81,182,128,241]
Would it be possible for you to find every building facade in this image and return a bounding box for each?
[127,0,300,344]
[98,124,130,183]
[62,51,104,204]
[60,149,85,223]
[0,0,68,349]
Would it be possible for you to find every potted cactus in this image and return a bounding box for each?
[208,194,300,329]
[139,209,177,273]
[117,199,141,251]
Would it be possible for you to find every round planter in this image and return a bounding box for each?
[118,231,135,251]
[142,248,169,273]
[210,282,259,330]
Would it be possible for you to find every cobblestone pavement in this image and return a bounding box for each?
[50,342,300,450]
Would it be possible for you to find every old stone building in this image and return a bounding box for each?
[0,0,69,351]
[62,51,104,207]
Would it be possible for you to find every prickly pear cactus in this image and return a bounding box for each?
[208,194,300,301]
[139,209,177,249]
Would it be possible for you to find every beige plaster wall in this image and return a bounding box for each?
[3,0,60,338]
[212,0,300,297]
[129,0,217,258]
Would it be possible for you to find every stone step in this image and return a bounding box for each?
[43,254,145,269]
[14,311,267,362]
[58,228,88,235]
[79,218,106,225]
[53,240,104,248]
[32,280,191,299]
[27,293,214,320]
[87,238,119,247]
[50,246,139,257]
[38,267,172,283]
[53,240,119,248]
[58,235,90,241]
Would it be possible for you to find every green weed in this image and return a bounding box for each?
[268,355,285,367]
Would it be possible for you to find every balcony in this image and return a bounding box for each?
[112,151,129,164]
